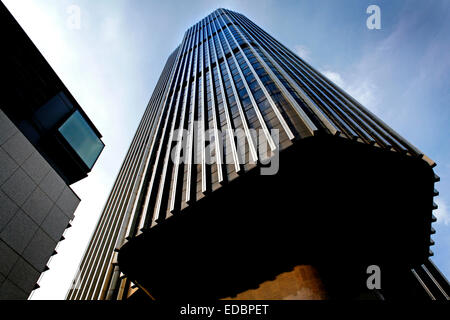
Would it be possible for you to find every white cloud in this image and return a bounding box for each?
[294,45,311,61]
[435,198,450,225]
[101,16,122,42]
[321,70,378,113]
[321,71,345,88]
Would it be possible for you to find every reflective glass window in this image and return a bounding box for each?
[58,110,104,169]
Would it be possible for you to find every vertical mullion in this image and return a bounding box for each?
[217,11,297,141]
[151,27,196,224]
[206,15,241,173]
[137,28,194,231]
[243,12,395,148]
[99,50,180,298]
[212,11,276,151]
[204,18,224,184]
[168,24,199,213]
[84,37,189,299]
[123,49,180,240]
[221,9,339,137]
[199,21,207,194]
[229,11,374,143]
[186,24,200,204]
[236,13,406,151]
[71,49,179,300]
[209,16,258,162]
[125,48,185,236]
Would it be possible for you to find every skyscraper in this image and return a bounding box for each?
[68,8,448,300]
[0,2,104,299]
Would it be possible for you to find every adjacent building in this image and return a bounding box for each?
[0,2,104,299]
[68,8,448,300]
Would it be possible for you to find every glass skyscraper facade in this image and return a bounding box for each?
[68,8,448,300]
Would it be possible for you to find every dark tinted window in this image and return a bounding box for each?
[34,92,73,130]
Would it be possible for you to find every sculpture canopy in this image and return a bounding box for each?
[118,135,435,299]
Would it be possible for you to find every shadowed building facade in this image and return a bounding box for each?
[0,2,104,299]
[68,8,448,300]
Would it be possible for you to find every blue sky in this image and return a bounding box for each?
[2,0,449,299]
